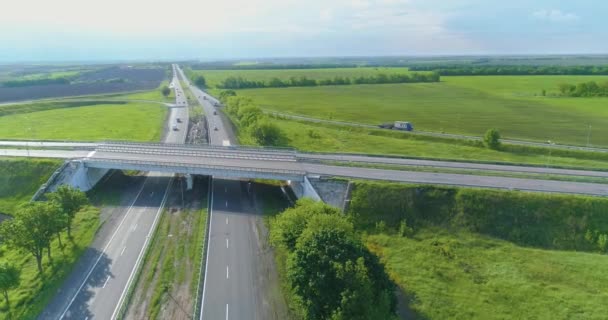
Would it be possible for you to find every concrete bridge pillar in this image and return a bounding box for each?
[186,174,193,190]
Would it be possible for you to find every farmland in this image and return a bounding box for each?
[234,75,608,147]
[0,65,167,103]
[188,67,419,88]
[0,101,167,141]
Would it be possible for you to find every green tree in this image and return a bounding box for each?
[161,86,171,97]
[483,128,501,150]
[598,234,608,252]
[287,223,394,320]
[250,119,284,146]
[0,263,20,307]
[237,105,263,128]
[47,185,88,237]
[194,75,207,88]
[0,203,58,273]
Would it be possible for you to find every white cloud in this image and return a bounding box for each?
[533,9,579,22]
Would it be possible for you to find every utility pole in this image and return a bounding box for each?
[587,124,592,147]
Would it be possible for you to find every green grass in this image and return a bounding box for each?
[190,67,417,88]
[241,116,608,170]
[0,206,100,319]
[0,158,61,215]
[235,75,608,146]
[366,229,608,320]
[0,101,167,141]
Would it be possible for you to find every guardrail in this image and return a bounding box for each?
[100,140,297,154]
[95,145,296,162]
[85,158,306,178]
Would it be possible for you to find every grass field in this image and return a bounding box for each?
[189,67,417,88]
[0,101,167,141]
[0,158,60,215]
[367,229,608,320]
[235,75,608,146]
[234,116,608,170]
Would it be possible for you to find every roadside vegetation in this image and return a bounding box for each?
[269,199,397,320]
[0,185,98,319]
[124,176,209,320]
[0,101,167,141]
[346,181,608,319]
[0,158,61,215]
[233,75,608,146]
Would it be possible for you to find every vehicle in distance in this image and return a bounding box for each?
[213,102,220,107]
[176,118,182,123]
[203,96,207,100]
[379,121,414,131]
[213,111,217,115]
[214,126,218,131]
[172,125,178,131]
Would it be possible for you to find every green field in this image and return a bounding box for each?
[235,75,608,146]
[0,158,60,215]
[367,230,608,320]
[234,116,608,170]
[0,101,167,141]
[189,67,416,87]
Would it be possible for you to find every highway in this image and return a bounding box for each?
[177,65,273,319]
[40,64,189,319]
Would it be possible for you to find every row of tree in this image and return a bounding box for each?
[409,65,608,76]
[220,91,287,146]
[216,72,440,89]
[0,185,88,308]
[557,81,608,97]
[269,199,396,320]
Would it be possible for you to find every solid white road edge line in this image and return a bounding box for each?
[200,177,215,319]
[110,175,174,320]
[58,176,149,319]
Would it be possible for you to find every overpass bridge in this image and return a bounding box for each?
[22,141,608,197]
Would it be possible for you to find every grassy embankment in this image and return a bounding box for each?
[347,181,608,319]
[0,158,60,215]
[0,158,101,319]
[0,100,167,141]
[188,67,421,88]
[124,177,209,319]
[236,75,608,147]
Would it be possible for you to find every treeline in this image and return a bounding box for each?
[269,199,397,320]
[219,90,287,146]
[348,182,608,253]
[1,77,71,87]
[409,65,608,76]
[557,81,608,97]
[216,72,440,89]
[191,63,363,70]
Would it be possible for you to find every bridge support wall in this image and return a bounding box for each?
[290,176,322,202]
[62,161,110,192]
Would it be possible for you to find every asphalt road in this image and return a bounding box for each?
[40,65,188,319]
[178,65,269,320]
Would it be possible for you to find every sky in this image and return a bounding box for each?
[0,0,606,62]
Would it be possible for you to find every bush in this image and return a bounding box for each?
[483,128,501,150]
[250,119,285,146]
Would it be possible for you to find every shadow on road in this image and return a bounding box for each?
[38,250,113,319]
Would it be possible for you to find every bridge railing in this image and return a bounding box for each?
[85,158,306,177]
[95,145,296,162]
[100,141,297,154]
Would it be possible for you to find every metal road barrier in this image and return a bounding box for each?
[95,145,297,162]
[84,158,306,180]
[100,140,297,154]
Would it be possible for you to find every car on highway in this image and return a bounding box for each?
[172,125,178,131]
[213,111,217,115]
[176,118,182,123]
[214,126,218,131]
